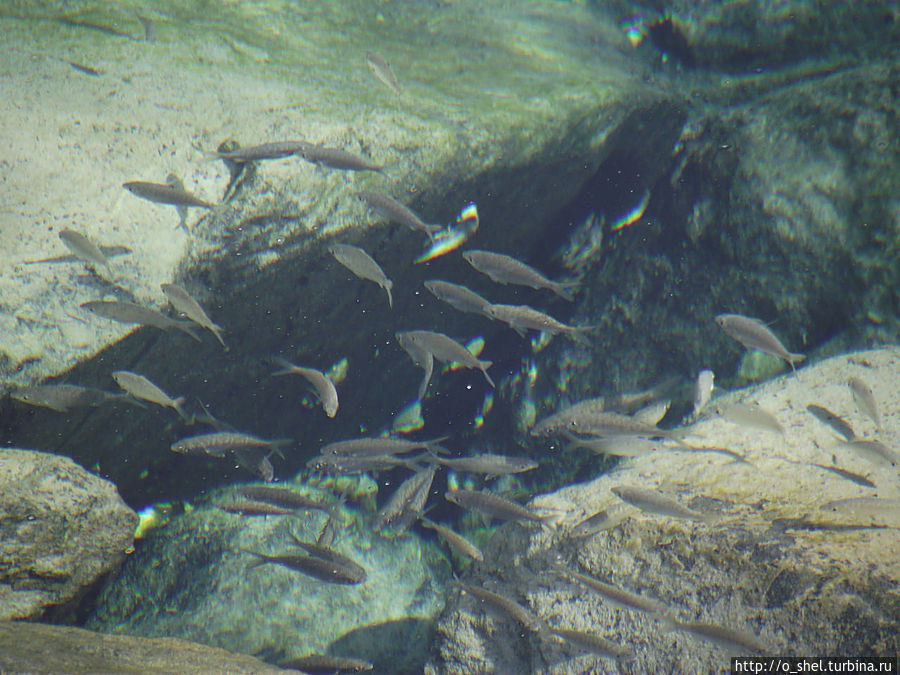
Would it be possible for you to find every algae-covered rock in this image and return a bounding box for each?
[431,348,900,673]
[0,449,138,621]
[0,621,302,675]
[88,482,451,673]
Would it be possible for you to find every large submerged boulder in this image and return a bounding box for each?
[0,449,138,621]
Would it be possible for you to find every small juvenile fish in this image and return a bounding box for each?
[462,250,577,301]
[272,357,339,417]
[170,432,290,458]
[672,620,769,654]
[212,140,308,162]
[715,313,805,370]
[357,191,440,242]
[282,654,373,673]
[330,243,393,309]
[59,229,109,268]
[456,582,542,632]
[242,549,365,585]
[111,370,187,420]
[295,143,382,172]
[217,500,294,516]
[484,303,591,344]
[10,383,125,412]
[123,174,214,228]
[445,489,545,524]
[553,565,668,615]
[420,517,484,562]
[396,330,494,387]
[161,283,226,348]
[436,453,538,478]
[718,402,784,435]
[81,300,201,341]
[848,376,880,429]
[806,404,855,441]
[424,280,492,316]
[366,51,401,95]
[610,485,706,522]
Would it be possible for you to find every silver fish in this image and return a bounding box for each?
[80,300,201,341]
[396,330,493,387]
[610,485,706,522]
[552,564,669,615]
[547,626,632,661]
[217,500,293,516]
[295,143,382,172]
[562,431,665,457]
[111,370,187,419]
[306,453,414,474]
[463,249,577,301]
[555,410,687,444]
[330,243,393,309]
[123,174,213,229]
[531,396,607,436]
[568,508,629,538]
[375,464,436,533]
[837,439,899,467]
[242,549,365,585]
[357,191,440,241]
[436,453,538,478]
[212,140,308,162]
[420,517,484,561]
[170,431,290,458]
[673,621,769,655]
[59,229,109,268]
[319,436,445,457]
[161,283,226,348]
[718,402,784,435]
[365,51,401,95]
[456,582,542,632]
[692,369,715,419]
[10,383,125,412]
[237,486,329,511]
[272,358,338,417]
[484,303,591,343]
[715,313,804,370]
[286,533,367,582]
[848,376,880,429]
[396,331,434,400]
[445,489,545,524]
[424,280,492,316]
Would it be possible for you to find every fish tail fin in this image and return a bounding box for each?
[788,352,806,369]
[172,397,190,422]
[386,286,393,310]
[478,361,495,388]
[211,324,228,350]
[271,356,299,376]
[553,281,579,302]
[175,320,202,342]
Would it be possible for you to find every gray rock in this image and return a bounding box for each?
[431,348,900,672]
[88,483,451,673]
[0,621,302,674]
[0,448,138,621]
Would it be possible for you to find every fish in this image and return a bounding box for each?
[365,51,401,95]
[456,582,542,632]
[462,250,577,301]
[718,402,784,435]
[692,369,715,419]
[484,303,591,344]
[435,453,538,478]
[420,517,484,562]
[714,314,805,370]
[552,410,688,445]
[295,143,383,172]
[241,549,365,585]
[806,404,855,441]
[424,280,492,316]
[80,300,201,341]
[111,370,187,420]
[396,330,494,387]
[396,331,434,399]
[819,497,900,525]
[531,396,607,436]
[217,500,294,516]
[23,244,131,265]
[837,439,899,467]
[319,436,446,457]
[547,626,632,661]
[237,486,331,511]
[211,140,308,162]
[444,489,546,524]
[10,383,128,412]
[671,620,769,654]
[306,453,417,474]
[357,191,440,242]
[610,485,707,522]
[281,654,373,673]
[58,229,109,268]
[286,533,367,582]
[272,357,339,417]
[568,508,629,538]
[160,283,226,348]
[562,431,664,457]
[374,464,437,533]
[329,243,393,309]
[552,564,670,615]
[848,376,880,429]
[170,432,291,458]
[123,174,214,228]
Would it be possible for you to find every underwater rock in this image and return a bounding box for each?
[0,621,301,674]
[0,448,138,621]
[87,483,451,674]
[430,348,900,673]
